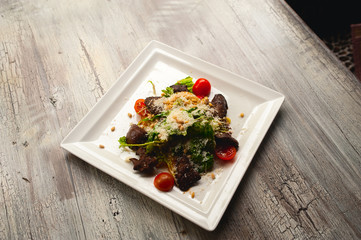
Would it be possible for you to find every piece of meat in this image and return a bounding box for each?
[129,147,158,173]
[129,157,158,173]
[170,84,188,93]
[144,96,163,115]
[135,147,147,156]
[211,94,228,118]
[215,132,239,150]
[126,124,147,145]
[174,156,201,191]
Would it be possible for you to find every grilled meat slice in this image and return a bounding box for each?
[215,132,239,150]
[174,156,201,191]
[129,147,158,173]
[170,84,188,93]
[211,94,228,118]
[126,124,147,145]
[144,96,163,115]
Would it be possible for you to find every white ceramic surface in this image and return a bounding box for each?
[61,40,284,231]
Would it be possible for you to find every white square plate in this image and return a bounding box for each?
[61,40,284,231]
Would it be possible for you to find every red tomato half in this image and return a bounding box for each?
[192,78,211,98]
[215,145,237,161]
[134,99,148,117]
[154,172,174,192]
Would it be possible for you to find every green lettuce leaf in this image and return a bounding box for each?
[161,87,174,97]
[176,76,194,92]
[118,136,161,148]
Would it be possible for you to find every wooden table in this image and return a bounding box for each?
[1,0,360,239]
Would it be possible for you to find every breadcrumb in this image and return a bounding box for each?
[111,126,115,131]
[99,144,105,149]
[226,117,231,124]
[240,113,244,118]
[128,113,132,118]
[191,192,195,198]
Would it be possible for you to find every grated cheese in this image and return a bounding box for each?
[143,91,222,141]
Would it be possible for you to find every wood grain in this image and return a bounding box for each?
[0,0,360,239]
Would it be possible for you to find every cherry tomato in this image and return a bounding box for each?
[134,99,148,117]
[154,172,174,192]
[192,78,211,98]
[215,145,237,161]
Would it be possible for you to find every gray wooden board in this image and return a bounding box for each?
[0,0,360,239]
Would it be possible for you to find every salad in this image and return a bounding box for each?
[119,77,239,192]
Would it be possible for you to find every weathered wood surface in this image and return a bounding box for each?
[1,0,360,239]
